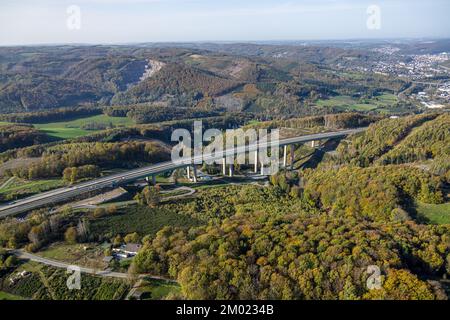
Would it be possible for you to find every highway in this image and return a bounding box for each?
[0,128,366,217]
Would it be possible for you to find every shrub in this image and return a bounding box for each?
[64,227,78,244]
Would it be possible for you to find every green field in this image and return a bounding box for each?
[316,94,398,112]
[138,278,181,300]
[0,178,65,203]
[246,120,262,126]
[415,202,450,225]
[0,291,24,300]
[33,114,135,139]
[36,243,107,269]
[155,172,172,184]
[0,177,64,194]
[90,205,202,238]
[38,243,87,261]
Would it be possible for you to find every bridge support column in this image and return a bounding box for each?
[283,145,287,167]
[192,166,198,183]
[254,151,258,173]
[260,162,265,176]
[186,166,191,180]
[222,158,226,176]
[145,176,156,185]
[290,144,295,170]
[229,163,234,177]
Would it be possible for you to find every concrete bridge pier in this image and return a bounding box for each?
[222,158,226,176]
[290,144,295,170]
[145,176,156,185]
[283,145,287,167]
[260,162,265,176]
[187,165,198,182]
[229,163,234,177]
[192,166,198,183]
[254,151,258,173]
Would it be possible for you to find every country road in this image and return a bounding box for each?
[12,249,129,278]
[161,186,196,201]
[11,250,176,282]
[0,177,15,190]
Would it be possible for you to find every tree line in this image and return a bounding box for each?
[0,124,51,153]
[0,107,103,124]
[5,141,169,180]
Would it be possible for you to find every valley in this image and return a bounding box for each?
[0,40,449,302]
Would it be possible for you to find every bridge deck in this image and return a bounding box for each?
[0,128,366,217]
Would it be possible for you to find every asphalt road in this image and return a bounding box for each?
[11,249,130,279]
[11,249,176,282]
[0,128,366,217]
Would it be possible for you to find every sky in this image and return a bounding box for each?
[0,0,449,45]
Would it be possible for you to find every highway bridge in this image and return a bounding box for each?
[0,128,366,218]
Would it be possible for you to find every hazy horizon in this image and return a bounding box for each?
[1,0,450,46]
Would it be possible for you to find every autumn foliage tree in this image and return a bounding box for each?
[135,186,161,208]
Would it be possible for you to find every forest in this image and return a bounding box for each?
[105,105,220,124]
[377,114,450,166]
[0,107,103,124]
[0,111,448,300]
[333,113,445,167]
[131,184,449,300]
[0,124,51,153]
[0,42,448,301]
[5,141,170,180]
[0,44,415,117]
[126,114,450,300]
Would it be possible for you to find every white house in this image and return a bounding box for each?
[112,243,143,259]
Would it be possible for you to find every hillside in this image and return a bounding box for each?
[63,56,148,92]
[0,76,105,112]
[111,63,242,105]
[377,114,450,165]
[0,45,411,116]
[0,110,449,301]
[0,124,52,153]
[334,114,441,166]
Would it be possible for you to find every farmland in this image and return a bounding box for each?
[315,94,399,112]
[0,114,135,140]
[32,114,135,139]
[89,204,203,239]
[0,291,24,300]
[36,243,108,269]
[0,40,449,302]
[137,278,181,300]
[0,261,129,300]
